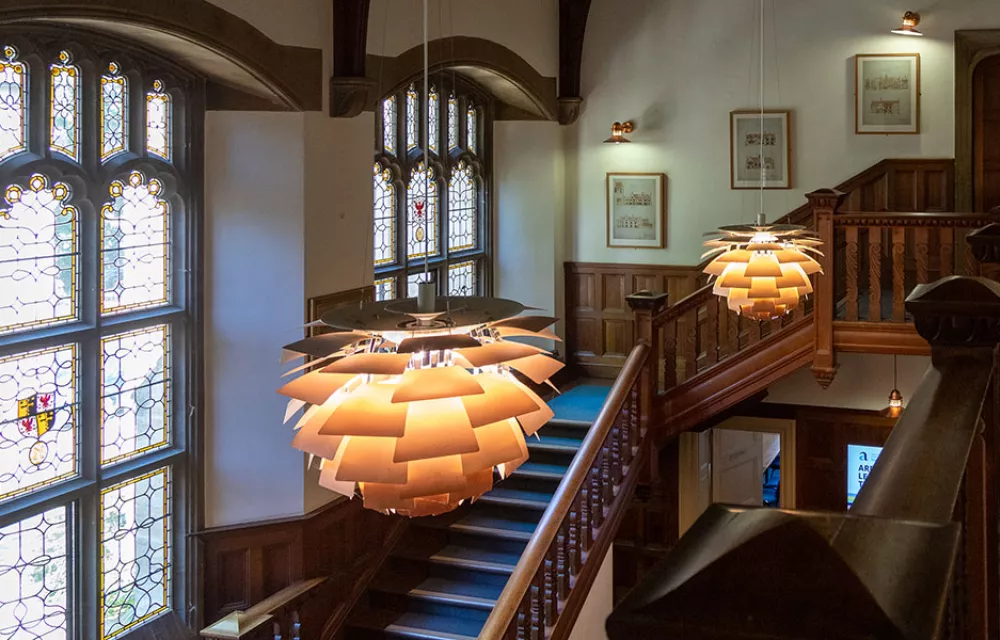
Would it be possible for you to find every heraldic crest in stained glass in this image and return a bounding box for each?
[17,392,55,438]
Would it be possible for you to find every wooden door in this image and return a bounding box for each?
[711,429,764,506]
[974,55,1000,212]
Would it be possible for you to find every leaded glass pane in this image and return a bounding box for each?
[407,272,433,299]
[145,80,171,161]
[448,162,476,252]
[49,51,80,162]
[406,163,439,259]
[374,277,395,302]
[447,95,458,150]
[373,164,395,267]
[405,85,418,151]
[0,46,27,162]
[382,96,396,155]
[101,62,128,161]
[428,87,439,153]
[0,174,78,335]
[101,326,170,466]
[0,345,78,503]
[466,104,477,153]
[100,171,170,315]
[0,507,68,639]
[100,467,170,640]
[448,261,477,296]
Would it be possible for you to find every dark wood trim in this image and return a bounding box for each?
[330,0,374,117]
[832,321,930,356]
[557,0,592,125]
[955,31,1000,212]
[366,36,557,121]
[307,286,375,336]
[0,0,323,111]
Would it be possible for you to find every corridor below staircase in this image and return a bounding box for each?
[345,382,612,640]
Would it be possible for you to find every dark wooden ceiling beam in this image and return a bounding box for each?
[330,0,376,117]
[558,0,593,125]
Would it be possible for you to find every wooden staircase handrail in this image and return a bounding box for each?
[480,341,652,640]
[652,283,714,326]
[201,577,328,639]
[834,210,1000,227]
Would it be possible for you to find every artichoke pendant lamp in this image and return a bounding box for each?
[703,0,823,322]
[276,0,562,518]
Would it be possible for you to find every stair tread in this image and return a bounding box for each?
[513,460,570,479]
[528,433,585,452]
[442,509,541,541]
[349,608,482,640]
[478,485,553,509]
[394,540,523,574]
[373,574,503,606]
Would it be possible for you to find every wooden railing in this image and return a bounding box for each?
[480,334,653,640]
[200,578,329,640]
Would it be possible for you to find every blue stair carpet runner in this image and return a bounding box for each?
[345,383,612,640]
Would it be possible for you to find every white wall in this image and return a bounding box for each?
[208,0,330,49]
[204,112,308,527]
[568,548,613,640]
[367,0,559,78]
[569,0,1000,266]
[495,121,567,342]
[765,353,929,411]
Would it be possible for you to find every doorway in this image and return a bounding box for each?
[973,54,1000,212]
[677,417,796,536]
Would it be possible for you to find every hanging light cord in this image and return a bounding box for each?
[422,0,430,280]
[758,0,766,226]
[893,355,898,389]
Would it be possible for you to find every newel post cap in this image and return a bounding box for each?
[906,276,1000,346]
[966,223,1000,264]
[626,290,669,314]
[804,188,848,212]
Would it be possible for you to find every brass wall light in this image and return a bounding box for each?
[604,121,634,144]
[891,11,923,36]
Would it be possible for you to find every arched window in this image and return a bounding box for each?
[374,79,491,300]
[0,30,200,640]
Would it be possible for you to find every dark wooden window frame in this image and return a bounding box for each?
[374,73,494,299]
[0,25,204,639]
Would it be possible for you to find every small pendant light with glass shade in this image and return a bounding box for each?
[886,355,904,418]
[703,0,824,322]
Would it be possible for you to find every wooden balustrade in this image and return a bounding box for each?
[200,578,328,640]
[480,338,652,640]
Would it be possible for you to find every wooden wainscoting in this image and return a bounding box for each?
[198,498,403,632]
[565,262,701,378]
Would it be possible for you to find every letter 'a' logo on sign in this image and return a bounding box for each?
[16,393,55,437]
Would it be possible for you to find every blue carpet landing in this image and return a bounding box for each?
[547,383,612,423]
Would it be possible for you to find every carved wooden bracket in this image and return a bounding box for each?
[331,0,371,117]
[558,0,592,125]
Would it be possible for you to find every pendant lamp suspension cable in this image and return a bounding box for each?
[422,0,430,279]
[893,354,898,389]
[758,0,766,226]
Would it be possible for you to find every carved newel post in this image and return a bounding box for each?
[807,188,847,388]
[626,291,668,431]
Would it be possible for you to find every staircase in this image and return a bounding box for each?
[344,384,612,640]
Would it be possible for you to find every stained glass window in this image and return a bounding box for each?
[101,325,170,465]
[428,87,439,153]
[0,46,27,161]
[382,96,396,155]
[375,277,396,302]
[0,345,77,503]
[375,80,489,299]
[0,34,194,640]
[0,174,78,335]
[406,85,418,151]
[145,80,171,161]
[467,103,478,153]
[447,95,459,150]
[101,62,128,161]
[448,261,477,296]
[100,170,170,314]
[100,467,170,639]
[373,164,395,267]
[0,507,68,639]
[407,163,439,259]
[49,51,81,162]
[448,162,476,252]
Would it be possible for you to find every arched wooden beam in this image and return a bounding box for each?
[0,0,323,111]
[330,0,375,118]
[365,36,557,122]
[558,0,593,125]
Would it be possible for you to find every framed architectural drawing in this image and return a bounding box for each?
[855,53,920,134]
[606,173,666,249]
[730,110,792,189]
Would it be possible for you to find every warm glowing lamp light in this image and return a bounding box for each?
[603,121,634,144]
[891,11,923,36]
[276,296,563,517]
[886,355,904,418]
[703,215,824,322]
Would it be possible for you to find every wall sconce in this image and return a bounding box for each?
[891,11,923,36]
[604,121,634,144]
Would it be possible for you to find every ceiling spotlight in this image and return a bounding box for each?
[891,11,923,36]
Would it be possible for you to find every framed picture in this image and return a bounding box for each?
[730,110,792,189]
[606,173,666,249]
[855,53,920,134]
